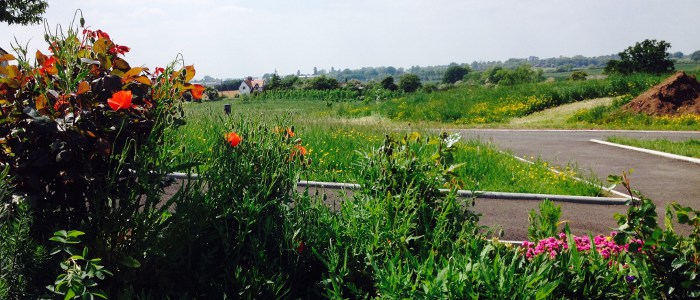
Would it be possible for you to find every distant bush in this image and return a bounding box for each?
[398,73,422,92]
[569,70,588,81]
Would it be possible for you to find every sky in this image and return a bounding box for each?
[1,0,699,79]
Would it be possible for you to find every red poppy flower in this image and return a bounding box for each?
[296,241,305,253]
[108,90,133,111]
[154,67,165,76]
[225,132,242,147]
[38,56,58,75]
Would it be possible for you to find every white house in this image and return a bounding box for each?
[238,76,265,95]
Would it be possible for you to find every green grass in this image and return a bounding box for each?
[606,137,700,158]
[567,95,700,131]
[170,99,603,196]
[335,73,666,125]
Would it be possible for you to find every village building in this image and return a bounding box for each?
[238,76,265,95]
[0,47,9,67]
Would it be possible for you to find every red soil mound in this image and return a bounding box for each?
[623,72,700,116]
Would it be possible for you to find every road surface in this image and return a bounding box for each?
[456,129,700,240]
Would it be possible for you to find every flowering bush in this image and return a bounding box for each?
[0,16,204,295]
[0,18,203,230]
[522,232,643,260]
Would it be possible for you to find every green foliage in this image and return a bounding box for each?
[482,64,543,85]
[47,230,111,299]
[442,64,470,84]
[380,76,398,91]
[218,78,244,91]
[604,39,675,75]
[204,86,220,101]
[528,199,562,241]
[370,73,664,124]
[0,16,204,296]
[569,70,588,81]
[610,172,700,298]
[0,167,46,300]
[0,0,47,25]
[303,75,339,90]
[398,73,421,92]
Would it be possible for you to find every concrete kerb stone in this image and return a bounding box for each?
[163,174,628,205]
[590,139,700,165]
[298,180,628,205]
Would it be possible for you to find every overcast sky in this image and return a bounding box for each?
[2,0,699,79]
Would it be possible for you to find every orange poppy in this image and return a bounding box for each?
[286,127,295,137]
[107,90,132,111]
[191,84,205,100]
[225,132,242,147]
[291,144,307,159]
[38,56,58,76]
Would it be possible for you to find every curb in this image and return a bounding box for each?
[590,139,700,165]
[298,180,628,205]
[164,175,629,205]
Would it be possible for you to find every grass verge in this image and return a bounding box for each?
[606,137,700,158]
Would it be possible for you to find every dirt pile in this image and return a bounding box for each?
[623,72,700,116]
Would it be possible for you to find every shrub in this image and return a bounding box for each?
[569,70,588,81]
[398,73,422,92]
[0,16,203,294]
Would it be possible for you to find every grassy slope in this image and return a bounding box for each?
[606,137,700,158]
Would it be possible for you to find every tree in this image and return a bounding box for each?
[265,73,282,91]
[691,50,700,62]
[442,65,470,84]
[604,39,674,75]
[671,51,684,59]
[303,75,338,90]
[0,0,48,25]
[380,76,398,91]
[569,70,588,81]
[398,74,421,93]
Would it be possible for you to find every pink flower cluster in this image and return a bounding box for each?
[521,232,643,260]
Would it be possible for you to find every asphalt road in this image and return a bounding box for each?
[455,129,700,240]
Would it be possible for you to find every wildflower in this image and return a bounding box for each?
[154,67,165,76]
[38,56,58,76]
[625,275,636,283]
[296,241,305,253]
[286,127,295,138]
[225,132,242,147]
[107,90,132,111]
[293,145,307,156]
[191,84,205,100]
